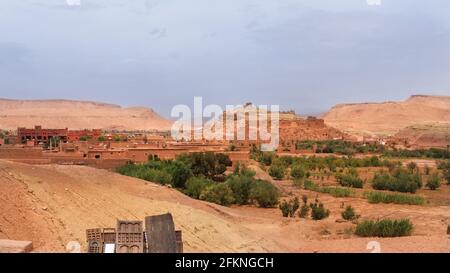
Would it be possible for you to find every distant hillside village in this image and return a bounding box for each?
[0,111,440,171]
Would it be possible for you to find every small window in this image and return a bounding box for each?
[95,155,101,159]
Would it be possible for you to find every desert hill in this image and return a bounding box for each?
[322,95,450,137]
[0,99,172,131]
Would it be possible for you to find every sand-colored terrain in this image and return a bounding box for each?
[0,99,172,131]
[394,124,450,148]
[322,95,450,137]
[0,160,449,253]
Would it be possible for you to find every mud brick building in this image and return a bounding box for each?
[17,126,102,144]
[17,126,68,144]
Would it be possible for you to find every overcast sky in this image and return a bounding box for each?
[1,0,450,117]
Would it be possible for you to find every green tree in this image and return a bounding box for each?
[166,161,192,188]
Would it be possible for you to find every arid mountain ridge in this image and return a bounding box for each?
[322,95,450,137]
[0,95,449,140]
[0,98,172,131]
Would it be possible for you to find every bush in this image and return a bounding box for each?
[441,161,450,185]
[299,204,310,218]
[166,161,192,188]
[320,187,353,198]
[261,152,276,166]
[226,175,254,205]
[200,183,235,206]
[146,169,172,185]
[355,219,413,237]
[185,177,214,199]
[341,205,358,221]
[279,200,290,217]
[250,180,280,208]
[290,164,306,179]
[278,197,299,218]
[268,164,286,180]
[365,191,424,205]
[304,179,320,191]
[371,169,421,193]
[426,172,441,190]
[336,168,363,188]
[303,180,352,198]
[407,162,418,173]
[298,195,310,218]
[310,201,330,220]
[291,197,300,217]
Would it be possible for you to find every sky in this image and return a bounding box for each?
[1,0,450,118]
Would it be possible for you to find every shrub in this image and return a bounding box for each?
[146,169,172,185]
[250,180,280,208]
[278,197,299,218]
[200,183,235,206]
[304,180,352,198]
[291,197,300,217]
[261,152,276,166]
[117,164,172,185]
[239,165,256,178]
[310,201,330,220]
[290,164,306,179]
[166,160,192,188]
[355,219,413,237]
[226,175,254,205]
[371,169,421,193]
[407,162,418,173]
[426,172,441,190]
[320,187,353,198]
[299,204,310,218]
[279,200,290,217]
[441,161,450,185]
[304,179,320,191]
[365,191,424,205]
[336,168,363,188]
[185,177,214,199]
[268,164,286,180]
[298,195,310,218]
[341,205,358,221]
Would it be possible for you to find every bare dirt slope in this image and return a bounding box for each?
[0,160,449,253]
[0,99,172,131]
[322,95,450,137]
[394,124,450,148]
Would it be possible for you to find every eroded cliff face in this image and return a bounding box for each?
[0,99,172,130]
